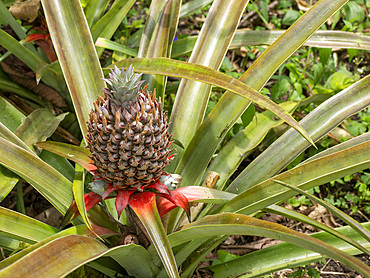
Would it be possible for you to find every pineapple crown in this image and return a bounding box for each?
[103,65,145,105]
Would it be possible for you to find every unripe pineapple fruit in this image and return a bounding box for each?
[87,65,174,190]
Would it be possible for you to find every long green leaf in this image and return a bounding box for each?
[73,163,93,231]
[35,141,95,172]
[169,0,249,170]
[177,0,348,188]
[114,58,313,146]
[208,222,370,278]
[169,213,370,277]
[42,0,105,139]
[95,38,138,57]
[91,0,136,57]
[172,30,370,57]
[15,108,67,150]
[0,138,73,213]
[0,98,26,202]
[0,225,114,269]
[221,140,370,215]
[271,179,370,245]
[208,101,297,190]
[265,205,370,256]
[301,132,370,165]
[138,0,167,58]
[129,192,179,278]
[0,207,59,244]
[142,0,181,97]
[227,72,370,193]
[0,235,107,278]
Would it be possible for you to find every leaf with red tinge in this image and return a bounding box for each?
[129,192,179,278]
[102,183,115,200]
[173,186,236,202]
[85,192,102,211]
[89,225,119,237]
[60,192,101,228]
[157,197,177,217]
[146,180,170,194]
[156,186,236,216]
[24,33,48,43]
[157,190,190,220]
[115,190,135,219]
[35,141,97,173]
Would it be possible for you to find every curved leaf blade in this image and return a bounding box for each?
[227,75,370,193]
[0,138,73,213]
[73,163,93,231]
[0,225,115,270]
[0,235,107,278]
[172,30,370,57]
[113,58,314,146]
[222,140,370,215]
[35,141,96,172]
[129,192,179,278]
[271,179,370,245]
[208,222,370,278]
[169,213,370,277]
[176,0,348,188]
[265,204,370,256]
[0,207,59,244]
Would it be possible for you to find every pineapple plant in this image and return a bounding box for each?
[87,65,174,191]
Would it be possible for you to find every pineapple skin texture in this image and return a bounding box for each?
[87,67,173,190]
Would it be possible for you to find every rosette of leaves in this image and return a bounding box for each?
[0,0,370,278]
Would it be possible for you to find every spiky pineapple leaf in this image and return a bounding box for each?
[73,163,94,231]
[0,207,59,245]
[172,30,370,57]
[0,234,156,278]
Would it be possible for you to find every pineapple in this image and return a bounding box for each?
[87,65,174,191]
